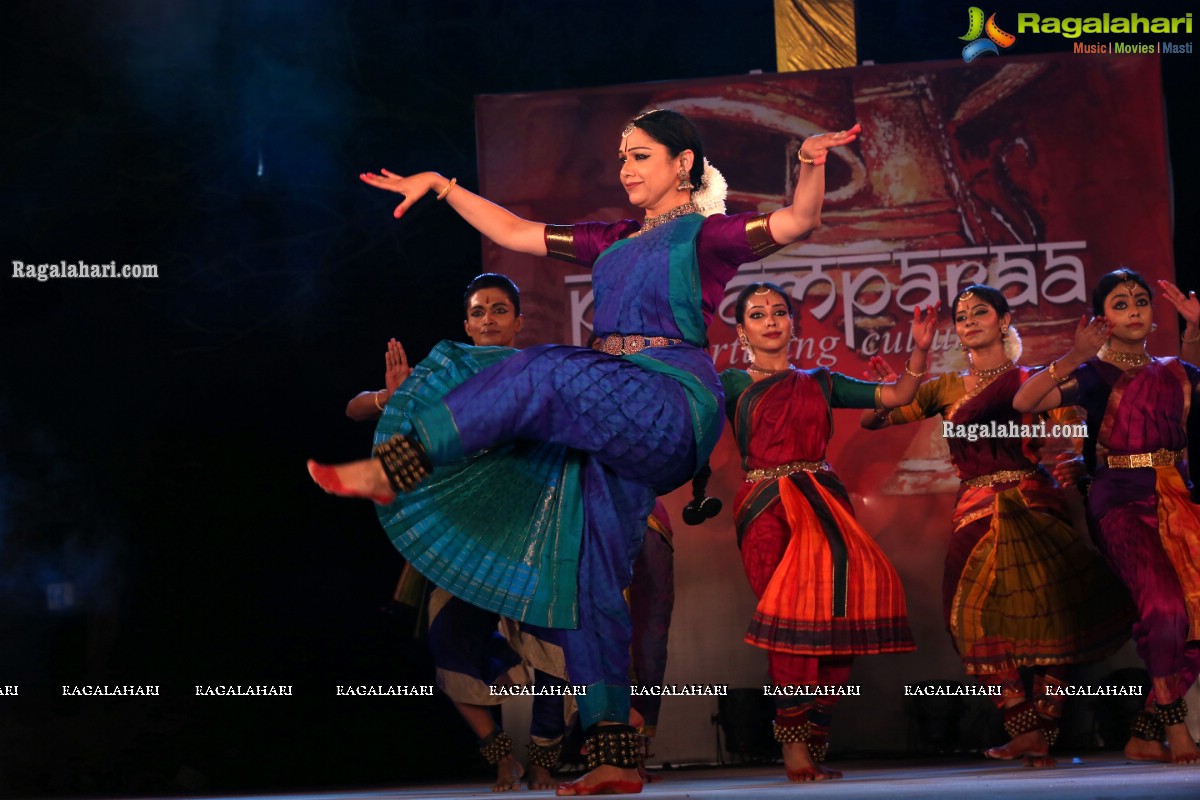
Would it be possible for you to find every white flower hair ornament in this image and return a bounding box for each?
[691,158,727,217]
[1004,324,1023,363]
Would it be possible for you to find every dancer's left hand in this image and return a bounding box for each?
[909,301,942,351]
[1158,279,1199,326]
[798,123,862,166]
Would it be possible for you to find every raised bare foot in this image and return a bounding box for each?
[307,458,394,505]
[782,740,842,781]
[555,764,642,795]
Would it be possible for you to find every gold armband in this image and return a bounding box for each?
[745,214,783,258]
[544,224,577,262]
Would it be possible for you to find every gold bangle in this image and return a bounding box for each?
[1046,361,1071,385]
[436,177,457,201]
[373,390,387,411]
[797,150,816,165]
[873,384,883,409]
[903,359,926,379]
[1182,330,1200,344]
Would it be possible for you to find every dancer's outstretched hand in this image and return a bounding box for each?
[359,169,445,219]
[1158,279,1199,327]
[798,123,862,166]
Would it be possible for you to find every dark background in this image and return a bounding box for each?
[1,1,1195,796]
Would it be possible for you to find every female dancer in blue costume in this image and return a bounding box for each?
[310,110,860,795]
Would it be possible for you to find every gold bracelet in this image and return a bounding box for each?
[903,359,926,379]
[436,177,457,201]
[373,390,387,411]
[1046,360,1071,385]
[1182,330,1200,344]
[797,150,816,165]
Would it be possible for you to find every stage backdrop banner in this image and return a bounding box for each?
[475,53,1171,761]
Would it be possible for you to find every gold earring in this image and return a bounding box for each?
[677,167,694,191]
[738,332,754,359]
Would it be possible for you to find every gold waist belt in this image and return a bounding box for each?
[962,467,1036,488]
[1105,448,1183,469]
[746,460,829,482]
[592,334,682,356]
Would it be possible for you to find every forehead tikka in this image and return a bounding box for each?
[622,109,661,138]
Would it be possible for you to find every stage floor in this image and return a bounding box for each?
[79,754,1200,800]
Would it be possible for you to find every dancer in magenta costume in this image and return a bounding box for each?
[1014,269,1200,766]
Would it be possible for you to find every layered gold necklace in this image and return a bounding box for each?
[1099,346,1151,367]
[968,359,1014,381]
[637,202,698,235]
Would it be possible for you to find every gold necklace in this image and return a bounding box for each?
[637,202,698,234]
[747,363,796,376]
[1099,346,1151,367]
[968,359,1014,380]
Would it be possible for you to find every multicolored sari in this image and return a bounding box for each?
[1062,357,1200,679]
[722,367,915,683]
[379,211,772,729]
[887,367,1130,675]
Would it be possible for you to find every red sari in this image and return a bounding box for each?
[722,368,915,683]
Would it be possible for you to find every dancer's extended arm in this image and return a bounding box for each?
[359,170,547,256]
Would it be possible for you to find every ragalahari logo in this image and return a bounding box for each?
[960,7,1017,62]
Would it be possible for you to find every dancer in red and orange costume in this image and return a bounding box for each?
[721,282,936,780]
